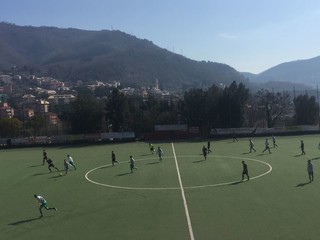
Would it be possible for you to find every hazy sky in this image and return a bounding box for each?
[1,0,320,73]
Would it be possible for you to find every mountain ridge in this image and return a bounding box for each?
[243,56,320,88]
[0,22,248,91]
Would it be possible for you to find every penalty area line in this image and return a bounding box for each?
[171,142,195,240]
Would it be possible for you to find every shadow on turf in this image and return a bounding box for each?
[296,182,311,187]
[49,175,63,179]
[98,165,114,169]
[193,160,204,163]
[229,180,246,185]
[293,154,304,157]
[32,172,51,176]
[28,164,42,168]
[9,217,40,225]
[145,161,160,165]
[118,172,132,176]
[140,153,153,156]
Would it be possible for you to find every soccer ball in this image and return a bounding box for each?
[59,173,62,176]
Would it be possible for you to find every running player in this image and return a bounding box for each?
[129,156,138,173]
[202,145,208,160]
[149,143,155,154]
[34,194,57,218]
[272,135,278,148]
[67,154,76,170]
[249,139,256,153]
[63,159,72,175]
[157,146,164,161]
[262,138,271,154]
[46,158,59,172]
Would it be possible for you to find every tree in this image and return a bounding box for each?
[218,82,249,128]
[255,89,291,128]
[25,115,45,136]
[0,118,23,137]
[293,94,319,125]
[182,88,207,127]
[205,84,221,129]
[105,88,128,132]
[67,94,104,134]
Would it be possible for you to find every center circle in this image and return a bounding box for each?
[85,155,272,190]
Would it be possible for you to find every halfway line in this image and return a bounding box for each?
[171,142,195,240]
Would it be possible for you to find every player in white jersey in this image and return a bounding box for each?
[67,154,76,170]
[34,194,57,218]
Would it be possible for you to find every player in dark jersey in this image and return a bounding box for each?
[300,140,306,155]
[46,158,59,172]
[242,161,249,181]
[42,150,47,165]
[111,151,119,166]
[202,145,208,160]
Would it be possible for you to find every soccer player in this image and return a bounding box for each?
[262,138,271,154]
[67,154,76,170]
[42,150,47,165]
[307,160,314,182]
[249,139,256,153]
[63,159,72,175]
[202,145,208,160]
[242,161,249,181]
[232,133,238,142]
[149,143,155,154]
[300,140,306,155]
[272,135,278,148]
[129,156,137,173]
[111,151,119,166]
[46,158,59,172]
[34,194,57,218]
[157,146,164,161]
[207,141,212,153]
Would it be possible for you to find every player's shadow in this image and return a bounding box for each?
[256,153,265,157]
[296,182,311,187]
[293,154,303,157]
[242,152,251,155]
[229,180,245,185]
[118,172,132,176]
[49,175,62,179]
[99,165,114,169]
[32,172,50,176]
[193,160,204,163]
[28,164,42,168]
[140,153,152,156]
[145,161,160,165]
[310,157,320,160]
[8,217,40,225]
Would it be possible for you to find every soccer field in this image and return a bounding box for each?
[1,135,320,240]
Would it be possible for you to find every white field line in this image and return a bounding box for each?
[171,142,195,240]
[84,155,272,190]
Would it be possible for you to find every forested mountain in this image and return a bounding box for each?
[0,22,248,91]
[244,56,320,88]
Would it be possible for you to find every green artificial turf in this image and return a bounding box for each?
[1,135,320,240]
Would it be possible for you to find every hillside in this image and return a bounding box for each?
[254,56,320,87]
[0,22,248,91]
